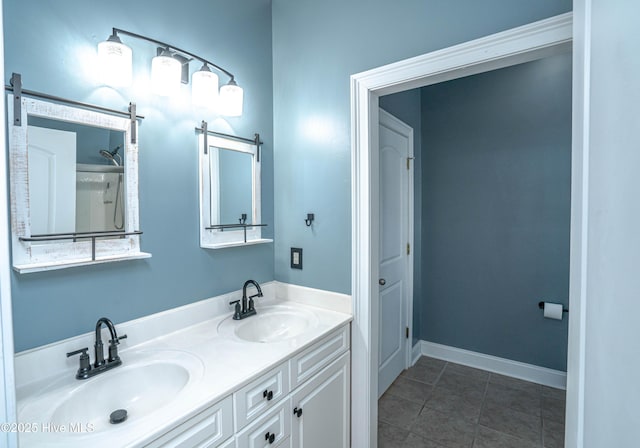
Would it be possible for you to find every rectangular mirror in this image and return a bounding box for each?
[199,133,271,248]
[7,94,150,272]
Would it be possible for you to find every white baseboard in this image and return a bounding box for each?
[411,341,422,366]
[419,341,567,390]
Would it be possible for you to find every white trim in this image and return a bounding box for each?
[0,1,19,444]
[411,342,422,366]
[13,252,152,274]
[350,12,575,448]
[566,1,589,446]
[420,341,567,390]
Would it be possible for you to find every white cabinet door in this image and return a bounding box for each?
[291,352,350,448]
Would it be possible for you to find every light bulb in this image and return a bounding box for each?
[219,79,243,117]
[192,64,219,109]
[98,34,132,87]
[151,49,181,96]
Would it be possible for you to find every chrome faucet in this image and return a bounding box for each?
[66,317,127,380]
[230,280,263,320]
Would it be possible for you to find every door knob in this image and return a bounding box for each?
[379,278,386,286]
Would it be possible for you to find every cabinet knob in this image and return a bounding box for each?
[379,278,386,286]
[263,389,274,401]
[293,407,303,418]
[265,432,275,444]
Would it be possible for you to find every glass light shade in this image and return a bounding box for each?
[219,81,244,117]
[98,38,132,87]
[151,52,181,96]
[192,67,219,108]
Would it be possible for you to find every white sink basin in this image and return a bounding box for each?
[20,350,204,435]
[218,305,319,343]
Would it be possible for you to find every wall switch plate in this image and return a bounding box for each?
[291,247,303,269]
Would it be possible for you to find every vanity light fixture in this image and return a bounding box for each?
[192,64,219,108]
[151,48,182,96]
[98,28,243,115]
[97,32,132,87]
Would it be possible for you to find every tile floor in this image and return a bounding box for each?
[378,356,566,448]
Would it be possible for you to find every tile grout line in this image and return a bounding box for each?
[470,372,492,447]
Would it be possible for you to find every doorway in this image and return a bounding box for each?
[350,12,579,448]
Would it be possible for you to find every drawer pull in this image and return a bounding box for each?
[263,389,274,401]
[265,431,276,444]
[293,407,303,418]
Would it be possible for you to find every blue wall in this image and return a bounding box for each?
[420,53,572,371]
[379,92,422,346]
[271,0,572,294]
[4,0,274,351]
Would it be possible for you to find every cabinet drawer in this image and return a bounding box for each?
[236,398,291,448]
[234,362,290,430]
[204,436,235,448]
[146,395,233,448]
[290,325,349,388]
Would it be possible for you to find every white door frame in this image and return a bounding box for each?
[350,12,583,447]
[377,108,415,392]
[0,0,19,446]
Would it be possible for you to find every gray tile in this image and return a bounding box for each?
[473,425,540,448]
[444,363,490,381]
[425,386,483,422]
[379,393,424,430]
[489,373,542,395]
[542,419,565,448]
[386,376,434,405]
[479,401,542,444]
[410,408,476,448]
[542,396,565,424]
[436,370,488,398]
[404,432,448,448]
[484,382,541,416]
[416,356,447,370]
[378,420,409,448]
[402,363,445,385]
[542,385,566,401]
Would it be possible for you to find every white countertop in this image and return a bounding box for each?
[15,284,352,447]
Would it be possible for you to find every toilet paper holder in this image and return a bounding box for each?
[538,301,569,313]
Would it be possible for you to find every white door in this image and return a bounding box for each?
[378,109,413,397]
[27,125,76,234]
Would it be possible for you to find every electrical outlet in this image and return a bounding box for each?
[291,247,303,269]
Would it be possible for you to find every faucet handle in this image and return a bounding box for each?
[107,335,127,364]
[66,347,89,358]
[229,300,242,320]
[67,348,91,379]
[109,334,128,345]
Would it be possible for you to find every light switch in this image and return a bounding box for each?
[291,247,303,269]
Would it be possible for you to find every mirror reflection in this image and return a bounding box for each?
[211,147,253,225]
[26,116,126,234]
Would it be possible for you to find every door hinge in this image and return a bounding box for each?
[406,243,410,255]
[406,157,414,170]
[405,327,409,339]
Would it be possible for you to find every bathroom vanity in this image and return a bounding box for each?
[14,282,351,448]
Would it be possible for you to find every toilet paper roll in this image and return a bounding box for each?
[543,302,563,320]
